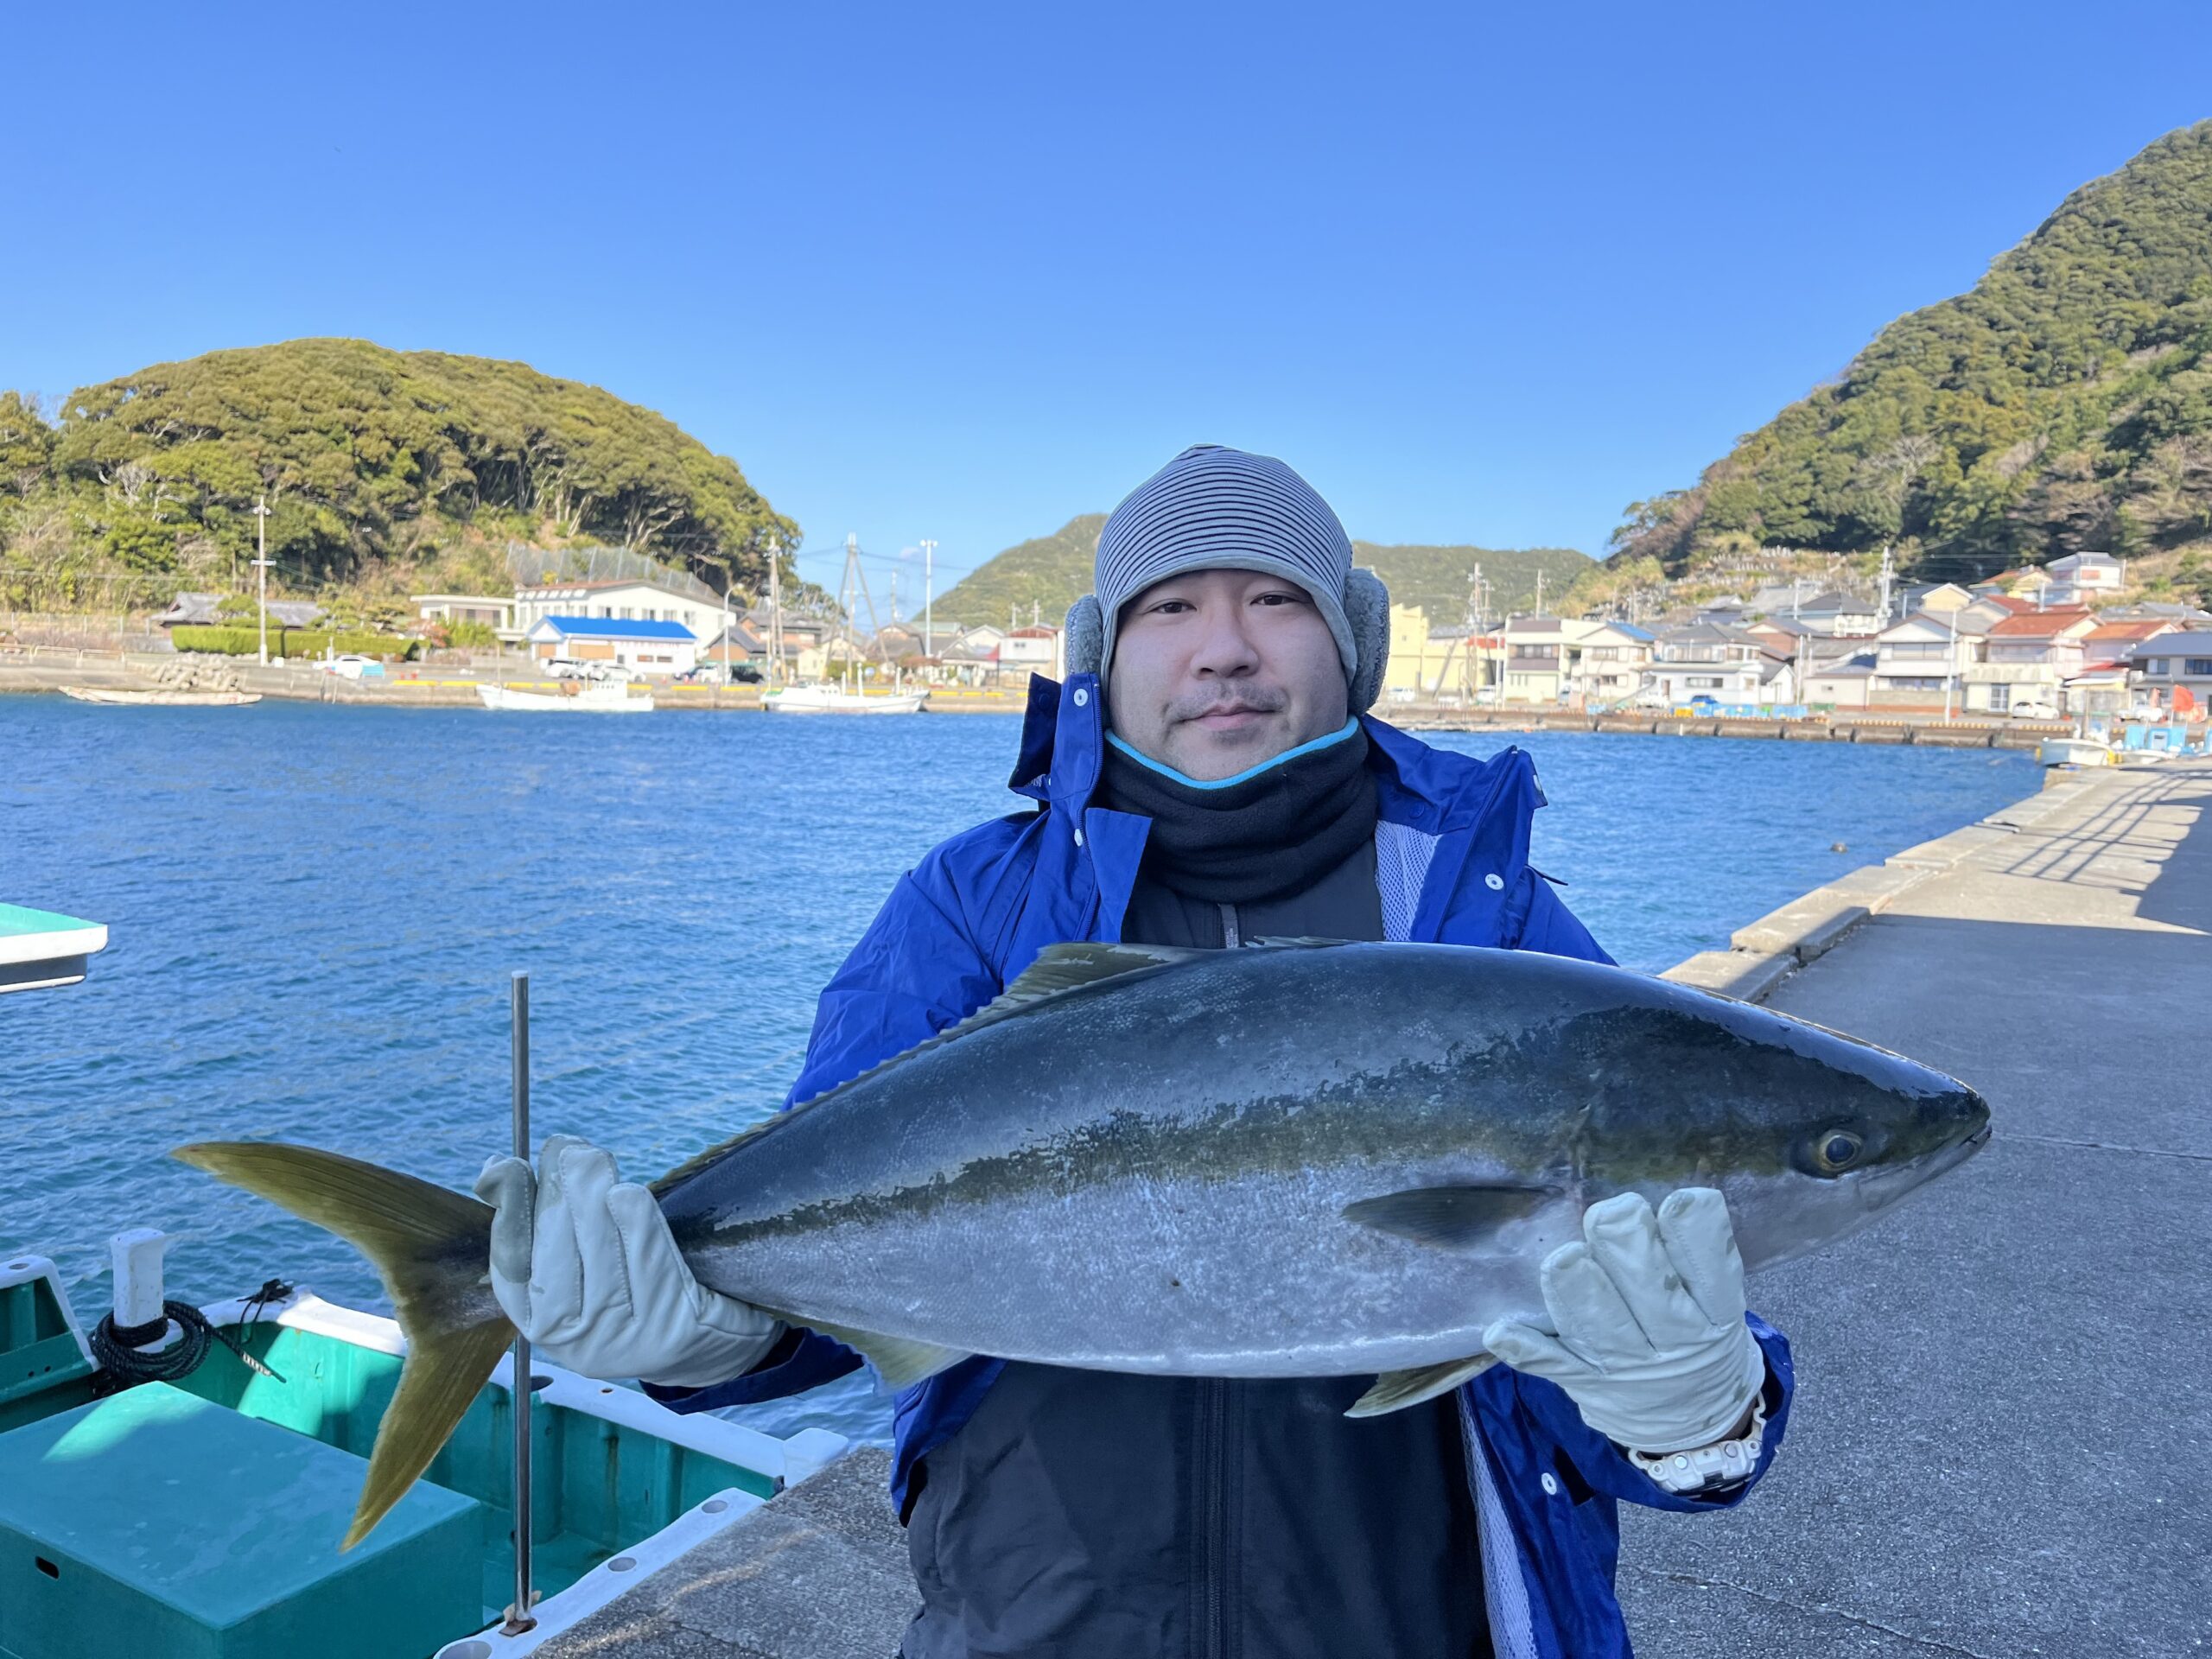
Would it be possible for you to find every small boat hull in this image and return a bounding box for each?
[2039,736,2112,767]
[61,687,261,707]
[764,686,929,715]
[479,683,654,713]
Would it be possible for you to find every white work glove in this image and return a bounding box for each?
[1484,1188,1766,1455]
[474,1135,783,1389]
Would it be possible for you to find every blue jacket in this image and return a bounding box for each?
[663,674,1794,1658]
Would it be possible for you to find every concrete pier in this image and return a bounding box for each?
[1622,757,2212,1656]
[537,759,2212,1658]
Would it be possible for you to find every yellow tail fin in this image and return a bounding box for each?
[173,1141,512,1549]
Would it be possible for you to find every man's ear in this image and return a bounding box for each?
[1064,594,1104,678]
[1344,568,1390,713]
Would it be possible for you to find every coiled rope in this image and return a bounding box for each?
[90,1281,288,1387]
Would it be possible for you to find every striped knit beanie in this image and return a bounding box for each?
[1066,445,1389,709]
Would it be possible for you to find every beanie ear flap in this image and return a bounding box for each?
[1063,594,1104,679]
[1344,568,1390,713]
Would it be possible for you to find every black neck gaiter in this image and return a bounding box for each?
[1099,721,1379,905]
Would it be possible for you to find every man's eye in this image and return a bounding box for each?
[1253,591,1304,607]
[1149,600,1193,614]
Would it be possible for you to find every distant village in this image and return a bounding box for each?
[137,545,2212,722]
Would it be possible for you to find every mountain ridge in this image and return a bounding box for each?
[1610,120,2212,588]
[931,516,1590,630]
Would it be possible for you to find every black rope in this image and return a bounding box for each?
[91,1299,281,1386]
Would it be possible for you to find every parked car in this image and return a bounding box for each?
[2009,699,2062,721]
[547,658,631,683]
[317,654,385,680]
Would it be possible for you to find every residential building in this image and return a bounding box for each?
[2039,552,2125,607]
[2099,601,2212,626]
[1497,616,1600,704]
[1642,622,1794,707]
[1381,605,1484,701]
[1899,582,1977,615]
[524,615,700,676]
[1961,607,2096,713]
[1573,620,1655,705]
[410,594,514,632]
[2066,620,2177,714]
[1802,655,1878,709]
[1869,613,1970,709]
[512,576,731,647]
[1000,624,1065,683]
[937,623,1008,687]
[1790,591,1882,636]
[2126,632,2212,715]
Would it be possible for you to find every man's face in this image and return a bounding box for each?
[1105,567,1351,781]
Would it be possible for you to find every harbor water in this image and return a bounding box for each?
[1,696,2037,1444]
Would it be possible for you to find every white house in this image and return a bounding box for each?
[1869,612,1969,709]
[512,576,733,648]
[998,624,1065,682]
[525,615,700,676]
[2127,632,2212,715]
[2038,552,2124,607]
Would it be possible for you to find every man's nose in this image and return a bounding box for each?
[1189,602,1260,678]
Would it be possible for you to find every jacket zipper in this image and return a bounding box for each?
[1196,1376,1229,1659]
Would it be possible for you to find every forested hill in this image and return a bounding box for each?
[1611,120,2212,581]
[0,339,795,608]
[930,516,1589,629]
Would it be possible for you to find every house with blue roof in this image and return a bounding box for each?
[525,614,700,677]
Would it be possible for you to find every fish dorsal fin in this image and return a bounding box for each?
[1342,1183,1560,1248]
[989,941,1211,1004]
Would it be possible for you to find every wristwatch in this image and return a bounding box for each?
[1628,1395,1768,1495]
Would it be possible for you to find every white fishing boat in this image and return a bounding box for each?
[478,681,653,713]
[2039,735,2113,767]
[763,683,928,715]
[61,686,262,707]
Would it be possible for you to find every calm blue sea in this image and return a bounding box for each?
[0,697,2036,1444]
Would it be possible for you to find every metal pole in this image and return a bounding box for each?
[253,495,272,665]
[503,971,537,1637]
[922,538,935,661]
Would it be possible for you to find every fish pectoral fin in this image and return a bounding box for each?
[779,1314,971,1389]
[1346,1354,1500,1417]
[1342,1183,1560,1248]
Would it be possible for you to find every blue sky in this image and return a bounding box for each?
[8,2,2209,599]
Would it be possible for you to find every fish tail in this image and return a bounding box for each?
[172,1141,512,1549]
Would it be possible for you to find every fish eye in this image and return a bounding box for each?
[1816,1129,1863,1171]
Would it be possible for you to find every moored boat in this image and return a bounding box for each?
[763,683,928,715]
[2038,735,2113,767]
[61,686,262,707]
[478,682,653,713]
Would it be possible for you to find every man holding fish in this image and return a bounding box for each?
[189,444,1987,1655]
[474,447,1805,1658]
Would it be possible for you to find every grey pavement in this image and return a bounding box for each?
[1621,759,2212,1657]
[531,1446,915,1659]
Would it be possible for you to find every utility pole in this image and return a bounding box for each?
[1535,569,1546,618]
[920,538,937,661]
[1878,544,1894,628]
[889,569,900,626]
[251,494,273,665]
[767,535,784,686]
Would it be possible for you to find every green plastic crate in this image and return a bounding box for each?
[0,1382,483,1659]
